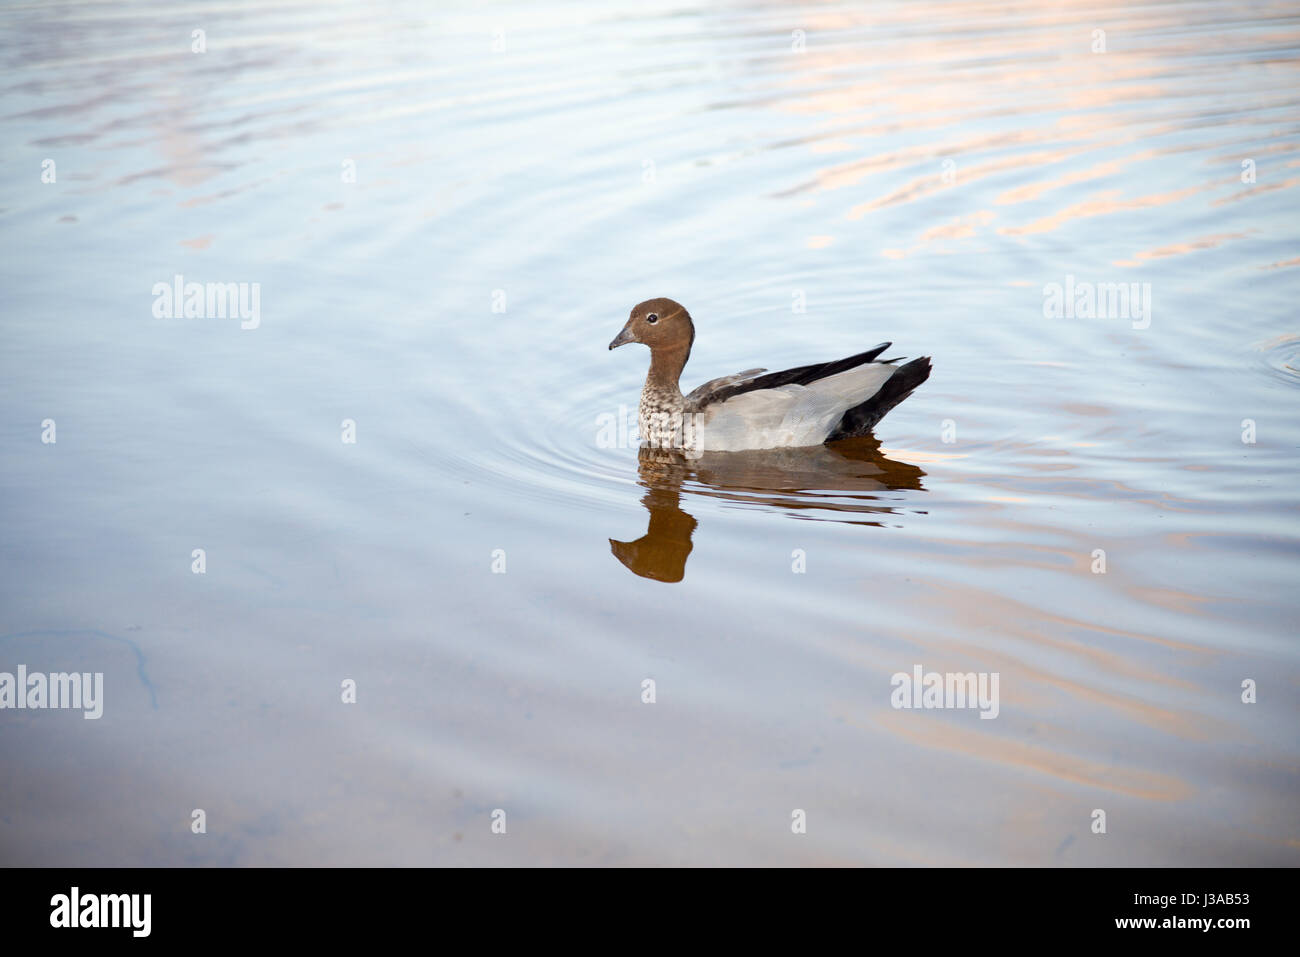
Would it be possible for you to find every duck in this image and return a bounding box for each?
[608,297,931,452]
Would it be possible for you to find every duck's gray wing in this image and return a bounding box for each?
[683,368,767,411]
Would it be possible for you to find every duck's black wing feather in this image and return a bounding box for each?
[826,355,932,441]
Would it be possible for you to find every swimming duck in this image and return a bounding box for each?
[608,297,931,451]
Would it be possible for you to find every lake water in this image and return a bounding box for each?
[1,0,1297,866]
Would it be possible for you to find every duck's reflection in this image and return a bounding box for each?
[610,437,927,582]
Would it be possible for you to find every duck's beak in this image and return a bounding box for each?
[608,324,636,350]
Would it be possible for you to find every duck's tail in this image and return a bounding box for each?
[825,356,932,442]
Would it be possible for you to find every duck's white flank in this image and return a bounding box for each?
[692,363,898,452]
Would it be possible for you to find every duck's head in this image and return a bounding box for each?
[608,298,695,353]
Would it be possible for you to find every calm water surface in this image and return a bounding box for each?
[2,0,1298,865]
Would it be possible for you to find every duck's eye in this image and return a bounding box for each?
[646,313,659,324]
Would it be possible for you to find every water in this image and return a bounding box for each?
[1,0,1297,865]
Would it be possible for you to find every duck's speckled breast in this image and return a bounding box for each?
[638,386,692,449]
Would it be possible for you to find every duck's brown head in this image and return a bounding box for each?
[608,298,695,353]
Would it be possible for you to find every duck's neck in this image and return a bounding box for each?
[645,344,690,403]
